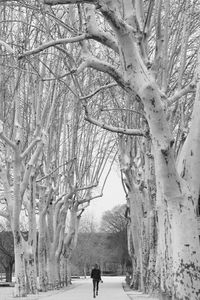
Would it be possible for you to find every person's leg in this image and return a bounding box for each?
[93,280,96,298]
[96,280,99,295]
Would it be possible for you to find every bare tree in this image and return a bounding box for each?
[35,1,199,299]
[0,0,200,299]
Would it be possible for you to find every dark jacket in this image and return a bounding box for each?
[91,268,101,281]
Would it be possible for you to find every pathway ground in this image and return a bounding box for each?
[0,277,159,300]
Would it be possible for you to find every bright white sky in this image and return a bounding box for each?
[87,168,126,223]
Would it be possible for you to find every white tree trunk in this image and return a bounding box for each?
[24,174,38,294]
[128,188,145,291]
[144,143,157,292]
[38,192,48,292]
[177,49,200,210]
[142,85,200,300]
[24,248,37,295]
[47,251,59,289]
[13,232,26,297]
[13,153,27,297]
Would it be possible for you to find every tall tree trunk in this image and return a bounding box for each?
[63,205,80,285]
[142,84,200,300]
[128,188,145,291]
[13,153,27,297]
[144,142,157,293]
[60,253,69,286]
[24,173,38,294]
[24,244,38,294]
[38,193,48,292]
[13,231,26,297]
[47,250,58,289]
[119,135,146,290]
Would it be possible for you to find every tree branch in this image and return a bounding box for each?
[90,31,119,53]
[80,82,117,100]
[20,143,43,197]
[18,34,88,59]
[79,193,103,204]
[77,55,132,93]
[0,40,14,54]
[0,132,16,150]
[21,137,41,159]
[44,0,95,4]
[77,183,98,193]
[85,114,145,136]
[97,1,135,35]
[168,82,196,106]
[36,158,76,182]
[85,4,119,53]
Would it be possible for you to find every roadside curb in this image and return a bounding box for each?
[122,283,159,300]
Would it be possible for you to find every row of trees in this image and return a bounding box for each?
[0,0,200,299]
[0,205,128,283]
[0,1,117,296]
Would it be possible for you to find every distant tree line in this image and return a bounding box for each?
[71,205,131,276]
[0,205,129,282]
[0,224,14,282]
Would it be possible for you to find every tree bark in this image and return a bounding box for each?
[38,190,48,292]
[13,231,26,297]
[13,151,27,297]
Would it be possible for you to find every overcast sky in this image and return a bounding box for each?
[87,168,126,223]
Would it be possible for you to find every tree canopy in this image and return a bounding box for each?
[0,1,200,299]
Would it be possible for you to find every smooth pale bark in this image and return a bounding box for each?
[0,134,43,296]
[177,49,200,209]
[38,190,48,292]
[46,200,58,288]
[38,186,69,289]
[144,142,157,292]
[24,242,37,294]
[24,174,38,294]
[142,84,200,300]
[127,186,145,291]
[13,143,43,296]
[63,204,80,284]
[47,250,58,289]
[60,253,68,286]
[55,203,68,286]
[13,151,27,297]
[127,222,137,288]
[14,237,26,297]
[38,187,57,289]
[119,136,146,291]
[46,200,68,288]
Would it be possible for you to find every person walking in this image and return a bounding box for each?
[90,264,102,298]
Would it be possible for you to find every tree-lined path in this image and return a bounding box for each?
[1,277,158,300]
[0,1,200,299]
[41,277,129,300]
